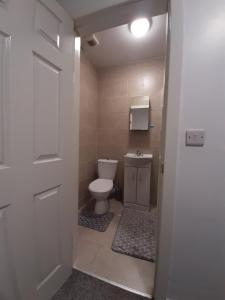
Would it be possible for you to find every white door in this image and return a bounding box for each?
[0,1,76,299]
[124,166,137,204]
[137,167,151,207]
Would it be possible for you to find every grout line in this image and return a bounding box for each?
[73,265,152,299]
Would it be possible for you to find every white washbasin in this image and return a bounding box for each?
[124,153,153,166]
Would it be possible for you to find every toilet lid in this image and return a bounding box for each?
[89,179,113,193]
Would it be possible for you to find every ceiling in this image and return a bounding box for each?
[82,14,167,69]
[57,0,167,20]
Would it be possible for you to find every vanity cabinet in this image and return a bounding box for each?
[124,159,151,211]
[124,167,137,205]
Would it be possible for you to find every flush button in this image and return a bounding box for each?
[186,129,205,147]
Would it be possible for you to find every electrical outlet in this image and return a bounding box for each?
[186,129,205,147]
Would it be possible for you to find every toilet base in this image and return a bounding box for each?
[95,199,109,215]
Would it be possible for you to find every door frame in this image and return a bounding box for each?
[154,1,184,299]
[73,36,81,263]
[72,1,183,299]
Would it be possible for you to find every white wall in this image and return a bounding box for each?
[160,0,225,299]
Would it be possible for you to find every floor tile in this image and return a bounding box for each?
[74,199,155,297]
[91,246,154,295]
[75,237,101,272]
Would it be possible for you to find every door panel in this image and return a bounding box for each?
[35,0,61,49]
[137,167,151,207]
[0,3,20,299]
[0,30,11,209]
[0,0,76,299]
[34,187,62,284]
[32,1,75,298]
[124,166,137,204]
[33,53,61,162]
[0,32,10,166]
[0,207,19,300]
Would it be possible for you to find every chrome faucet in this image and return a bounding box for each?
[136,149,142,156]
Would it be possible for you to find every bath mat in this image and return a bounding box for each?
[111,208,157,262]
[79,208,114,232]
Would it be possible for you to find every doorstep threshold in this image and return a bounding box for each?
[73,265,152,299]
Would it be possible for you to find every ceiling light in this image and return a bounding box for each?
[130,18,150,38]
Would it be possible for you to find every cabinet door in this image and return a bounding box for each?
[137,167,151,207]
[124,167,137,204]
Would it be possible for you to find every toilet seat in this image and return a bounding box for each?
[89,179,113,193]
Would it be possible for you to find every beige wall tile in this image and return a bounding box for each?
[79,180,90,207]
[98,111,129,131]
[99,96,129,114]
[79,161,87,182]
[97,58,165,205]
[79,55,165,206]
[79,52,98,207]
[86,161,97,181]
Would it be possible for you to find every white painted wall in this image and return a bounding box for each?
[157,0,225,299]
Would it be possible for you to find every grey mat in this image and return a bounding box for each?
[79,208,114,232]
[112,208,157,262]
[52,269,148,300]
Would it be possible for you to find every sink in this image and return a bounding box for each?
[124,153,153,166]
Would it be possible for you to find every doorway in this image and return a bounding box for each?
[73,11,168,299]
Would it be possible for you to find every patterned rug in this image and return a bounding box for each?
[79,208,114,232]
[111,208,157,262]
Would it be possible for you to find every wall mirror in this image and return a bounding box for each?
[129,96,150,131]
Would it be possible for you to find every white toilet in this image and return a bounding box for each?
[88,159,118,215]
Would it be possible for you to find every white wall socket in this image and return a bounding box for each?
[186,129,205,146]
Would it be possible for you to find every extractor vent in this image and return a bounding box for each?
[85,34,99,47]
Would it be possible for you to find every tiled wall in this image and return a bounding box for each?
[79,55,165,206]
[98,58,165,205]
[79,52,98,207]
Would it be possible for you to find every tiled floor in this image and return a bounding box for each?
[73,199,155,298]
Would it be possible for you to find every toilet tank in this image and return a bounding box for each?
[98,159,118,180]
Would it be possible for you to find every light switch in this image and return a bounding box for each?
[186,129,205,146]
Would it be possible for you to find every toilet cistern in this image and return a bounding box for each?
[88,159,118,215]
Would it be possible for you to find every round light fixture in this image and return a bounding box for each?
[130,18,150,38]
